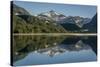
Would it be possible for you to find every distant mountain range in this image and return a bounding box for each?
[12,4,97,33]
[37,10,91,28]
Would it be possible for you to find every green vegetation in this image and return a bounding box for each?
[13,15,67,33]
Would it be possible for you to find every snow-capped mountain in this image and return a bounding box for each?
[37,10,66,22]
[61,16,91,28]
[37,10,91,28]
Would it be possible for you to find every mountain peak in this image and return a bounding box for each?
[49,10,60,15]
[38,10,66,21]
[39,10,61,16]
[49,10,55,12]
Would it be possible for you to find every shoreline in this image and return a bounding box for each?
[13,33,97,36]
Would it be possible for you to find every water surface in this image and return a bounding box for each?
[12,35,97,66]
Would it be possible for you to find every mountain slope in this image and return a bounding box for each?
[12,4,30,15]
[12,4,67,33]
[13,15,67,33]
[83,13,97,33]
[61,22,82,32]
[60,16,91,28]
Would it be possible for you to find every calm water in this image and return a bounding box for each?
[12,35,97,66]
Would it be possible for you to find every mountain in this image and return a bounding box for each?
[12,4,67,33]
[38,10,66,22]
[61,14,97,33]
[60,16,91,28]
[83,13,97,33]
[13,15,67,33]
[12,4,30,15]
[61,22,82,32]
[37,10,91,28]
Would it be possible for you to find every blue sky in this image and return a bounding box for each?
[13,1,97,18]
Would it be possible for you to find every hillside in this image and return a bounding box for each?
[83,13,97,33]
[12,4,67,33]
[12,4,30,15]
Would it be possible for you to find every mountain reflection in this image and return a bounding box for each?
[35,40,91,57]
[13,35,97,64]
